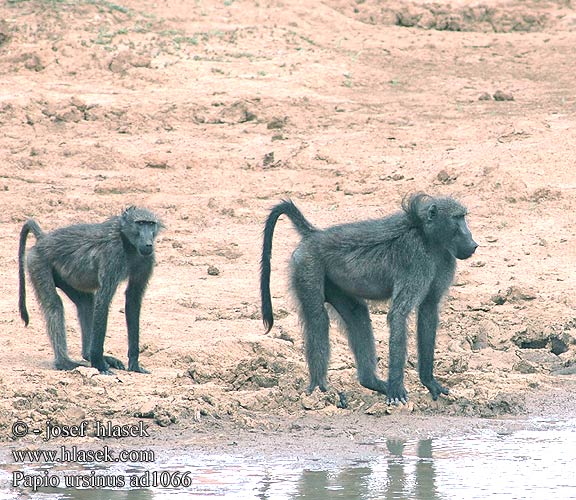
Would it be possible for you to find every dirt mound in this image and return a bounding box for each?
[329,0,576,32]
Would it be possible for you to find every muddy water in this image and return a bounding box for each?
[2,418,575,500]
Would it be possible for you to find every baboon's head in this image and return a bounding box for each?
[403,193,478,260]
[120,207,163,257]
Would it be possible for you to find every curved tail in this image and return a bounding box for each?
[19,220,44,326]
[260,200,316,333]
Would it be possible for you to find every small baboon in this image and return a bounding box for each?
[261,193,478,403]
[18,207,163,374]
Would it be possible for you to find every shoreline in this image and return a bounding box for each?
[2,377,574,464]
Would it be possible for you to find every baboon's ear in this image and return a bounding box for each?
[427,204,438,221]
[121,206,134,220]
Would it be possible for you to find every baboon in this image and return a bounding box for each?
[18,207,163,374]
[261,193,478,403]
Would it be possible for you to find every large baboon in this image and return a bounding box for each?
[18,207,163,374]
[261,193,477,403]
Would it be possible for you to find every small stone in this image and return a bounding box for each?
[493,90,514,101]
[550,336,568,356]
[109,51,152,74]
[145,159,169,169]
[263,152,275,167]
[267,117,287,129]
[70,96,87,111]
[301,392,326,410]
[24,53,44,72]
[506,286,536,302]
[73,366,100,378]
[491,293,506,305]
[0,20,10,46]
[513,360,537,374]
[364,401,388,416]
[436,169,457,184]
[134,401,156,418]
[155,414,173,427]
[58,107,83,123]
[386,401,414,415]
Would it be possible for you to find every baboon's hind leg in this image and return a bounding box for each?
[326,285,387,395]
[27,251,81,370]
[57,278,125,371]
[291,258,330,393]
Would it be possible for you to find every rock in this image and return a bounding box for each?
[512,327,548,349]
[449,355,469,373]
[58,107,83,123]
[550,336,568,356]
[155,414,175,427]
[483,392,524,416]
[134,401,156,418]
[73,366,100,378]
[436,169,458,185]
[526,187,561,203]
[513,360,537,374]
[144,158,169,169]
[70,96,88,111]
[364,401,388,416]
[0,20,10,46]
[365,400,414,416]
[23,53,44,72]
[251,374,278,388]
[217,100,257,124]
[517,348,562,371]
[507,286,536,302]
[469,330,488,351]
[386,401,415,415]
[493,90,514,101]
[109,51,152,74]
[491,293,506,305]
[396,8,421,27]
[267,117,287,129]
[552,364,576,376]
[493,286,537,305]
[262,152,275,167]
[469,319,507,350]
[187,363,213,383]
[52,407,87,427]
[301,391,326,410]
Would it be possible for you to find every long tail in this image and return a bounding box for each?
[260,200,316,333]
[19,220,44,326]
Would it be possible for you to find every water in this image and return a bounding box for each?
[2,419,575,500]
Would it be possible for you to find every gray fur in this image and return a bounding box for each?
[260,194,478,403]
[18,207,163,373]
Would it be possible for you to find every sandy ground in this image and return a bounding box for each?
[1,0,576,456]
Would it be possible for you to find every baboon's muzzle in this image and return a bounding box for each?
[457,241,478,260]
[138,244,154,257]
